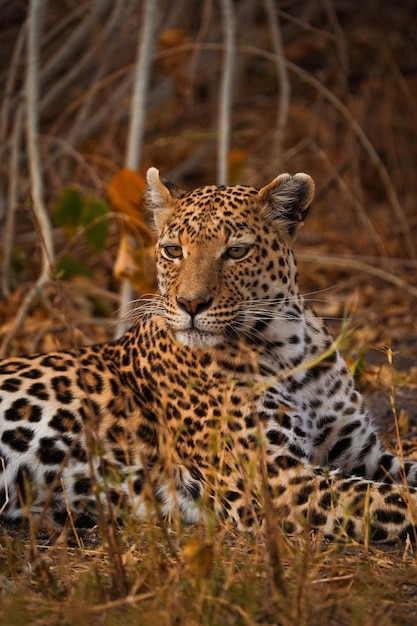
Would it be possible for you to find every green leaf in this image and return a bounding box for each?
[11,245,25,271]
[348,352,366,386]
[55,255,92,280]
[81,199,109,251]
[52,188,83,236]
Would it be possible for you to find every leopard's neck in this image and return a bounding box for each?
[259,296,329,366]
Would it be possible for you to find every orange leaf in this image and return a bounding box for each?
[157,28,190,91]
[108,168,157,294]
[107,168,154,244]
[228,149,247,184]
[114,232,157,295]
[182,536,214,581]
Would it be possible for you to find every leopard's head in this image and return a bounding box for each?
[147,167,315,349]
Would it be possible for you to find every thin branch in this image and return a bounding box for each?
[48,64,133,138]
[42,2,88,49]
[0,282,45,358]
[312,142,387,256]
[42,4,135,185]
[39,1,117,115]
[126,0,158,170]
[187,0,214,104]
[2,104,24,297]
[87,37,413,261]
[59,2,135,158]
[116,0,158,338]
[217,0,236,185]
[0,19,26,145]
[264,0,290,165]
[321,0,349,80]
[61,74,133,150]
[146,39,413,257]
[298,252,417,299]
[42,134,103,190]
[26,0,54,278]
[1,0,56,358]
[40,0,112,88]
[240,43,416,260]
[275,6,342,42]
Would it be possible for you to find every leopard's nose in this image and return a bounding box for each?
[176,296,213,317]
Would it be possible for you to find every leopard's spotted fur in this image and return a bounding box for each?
[0,168,416,542]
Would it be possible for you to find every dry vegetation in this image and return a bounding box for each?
[1,0,417,624]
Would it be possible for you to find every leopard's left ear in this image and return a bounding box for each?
[146,167,187,232]
[258,173,315,239]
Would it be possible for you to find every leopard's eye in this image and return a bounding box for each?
[226,246,252,260]
[162,245,183,259]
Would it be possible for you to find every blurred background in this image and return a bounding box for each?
[0,0,416,421]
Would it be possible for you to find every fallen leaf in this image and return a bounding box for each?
[182,535,214,581]
[108,168,157,294]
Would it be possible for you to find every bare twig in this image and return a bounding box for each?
[147,39,413,258]
[2,104,24,297]
[126,0,158,170]
[64,74,133,150]
[40,0,118,114]
[0,19,26,144]
[0,457,9,515]
[65,65,106,155]
[0,188,5,223]
[321,0,349,81]
[40,0,112,91]
[264,0,290,166]
[0,282,46,358]
[61,2,135,165]
[42,134,102,190]
[0,0,54,357]
[42,3,88,49]
[312,142,387,256]
[116,0,158,338]
[275,6,342,42]
[187,0,214,104]
[298,252,417,298]
[241,44,416,260]
[26,0,54,278]
[217,0,236,185]
[48,63,133,137]
[80,37,413,262]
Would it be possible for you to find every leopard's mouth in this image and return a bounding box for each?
[174,328,224,349]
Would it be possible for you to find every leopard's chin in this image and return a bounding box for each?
[175,329,224,349]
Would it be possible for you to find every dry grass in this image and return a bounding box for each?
[1,516,417,625]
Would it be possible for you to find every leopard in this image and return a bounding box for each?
[0,166,416,543]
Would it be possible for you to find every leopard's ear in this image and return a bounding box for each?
[258,173,315,239]
[146,167,186,232]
